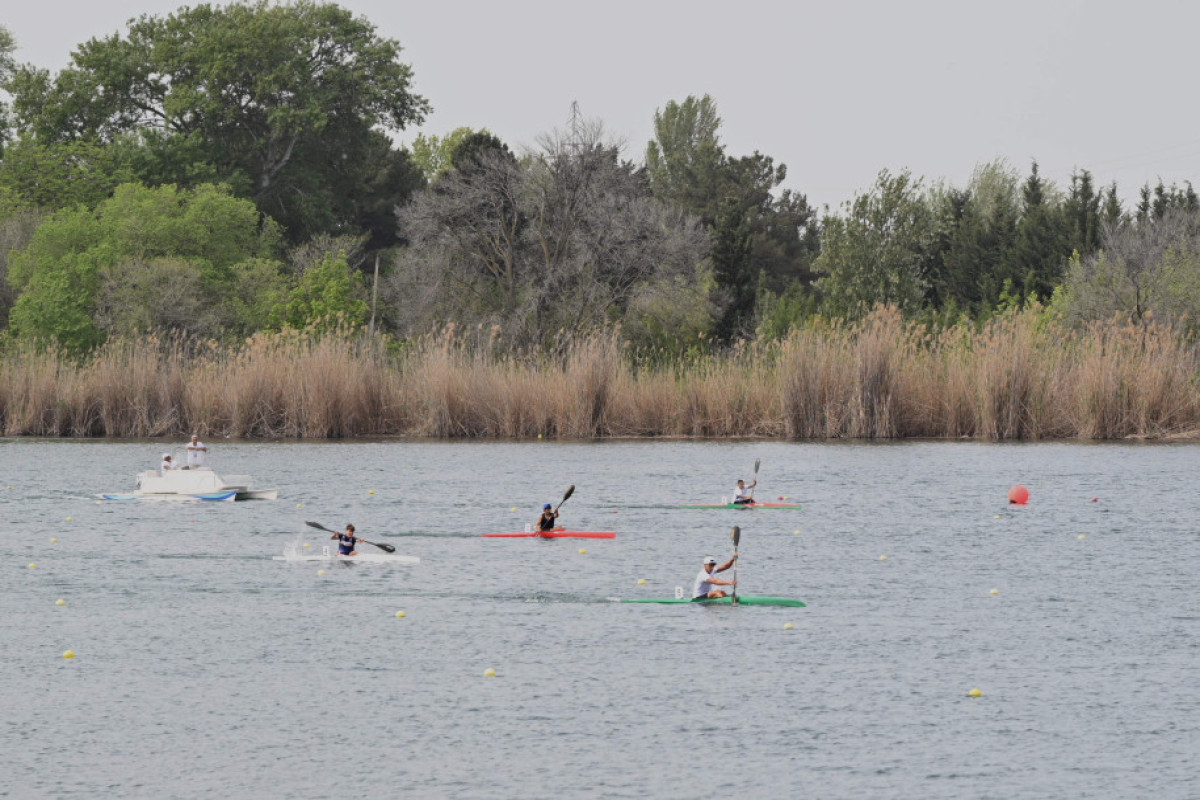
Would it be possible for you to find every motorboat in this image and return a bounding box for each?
[100,467,279,501]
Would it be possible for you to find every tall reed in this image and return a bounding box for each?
[4,308,1200,439]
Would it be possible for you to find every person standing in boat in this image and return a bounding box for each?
[160,453,176,473]
[535,503,564,533]
[331,524,360,557]
[732,478,757,505]
[185,434,208,469]
[693,554,738,599]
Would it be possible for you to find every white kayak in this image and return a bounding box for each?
[273,552,420,565]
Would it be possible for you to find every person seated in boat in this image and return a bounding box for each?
[331,523,360,556]
[536,503,565,533]
[732,478,757,505]
[693,554,738,599]
[160,453,176,473]
[185,434,208,470]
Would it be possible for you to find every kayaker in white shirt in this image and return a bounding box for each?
[693,554,738,599]
[161,454,176,473]
[186,435,208,469]
[732,478,757,505]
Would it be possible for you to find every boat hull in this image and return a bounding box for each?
[483,531,617,539]
[100,468,277,501]
[273,553,420,565]
[679,503,803,510]
[100,490,237,502]
[622,595,805,607]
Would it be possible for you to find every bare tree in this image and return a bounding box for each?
[1065,207,1200,325]
[387,116,711,349]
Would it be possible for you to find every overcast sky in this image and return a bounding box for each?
[5,0,1199,212]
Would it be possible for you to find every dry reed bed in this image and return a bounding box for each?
[2,308,1199,439]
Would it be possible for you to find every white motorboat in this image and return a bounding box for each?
[100,467,279,501]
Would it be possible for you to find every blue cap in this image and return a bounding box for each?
[543,503,552,509]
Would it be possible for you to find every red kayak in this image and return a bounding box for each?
[482,531,617,539]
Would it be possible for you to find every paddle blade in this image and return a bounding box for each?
[754,458,760,476]
[731,525,741,548]
[305,520,334,533]
[562,485,575,503]
[370,541,396,553]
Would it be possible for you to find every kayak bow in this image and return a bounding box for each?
[483,531,617,539]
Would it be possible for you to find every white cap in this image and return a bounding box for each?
[703,556,717,565]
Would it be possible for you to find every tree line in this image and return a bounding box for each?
[1,2,1198,358]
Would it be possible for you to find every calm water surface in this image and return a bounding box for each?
[2,439,1198,799]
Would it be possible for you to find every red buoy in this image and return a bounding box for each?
[1007,485,1029,505]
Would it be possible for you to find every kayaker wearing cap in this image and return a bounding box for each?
[331,523,360,556]
[732,478,757,505]
[161,453,176,473]
[693,553,738,599]
[535,503,564,533]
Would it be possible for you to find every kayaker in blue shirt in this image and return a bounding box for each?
[331,524,360,556]
[535,504,564,533]
[732,478,757,505]
[693,554,738,599]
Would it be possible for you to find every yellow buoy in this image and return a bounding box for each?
[878,555,888,561]
[578,549,587,555]
[50,538,58,543]
[510,507,517,512]
[296,503,303,508]
[484,668,497,677]
[783,622,794,630]
[303,542,311,548]
[368,490,375,495]
[56,599,66,606]
[395,610,406,618]
[968,688,982,697]
[27,563,36,569]
[66,517,73,522]
[989,588,999,596]
[1078,534,1086,541]
[994,515,1001,519]
[317,569,326,576]
[793,530,802,535]
[636,579,647,585]
[63,650,75,659]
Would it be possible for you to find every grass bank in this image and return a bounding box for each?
[2,307,1198,440]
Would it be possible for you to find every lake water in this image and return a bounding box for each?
[2,439,1198,799]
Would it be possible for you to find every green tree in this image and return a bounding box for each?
[408,127,494,182]
[1009,160,1067,302]
[645,94,725,223]
[0,25,15,146]
[7,1,429,243]
[645,96,818,334]
[815,170,933,319]
[270,251,368,331]
[0,138,136,210]
[8,183,282,350]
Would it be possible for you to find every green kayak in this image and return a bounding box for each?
[622,595,805,607]
[679,502,803,510]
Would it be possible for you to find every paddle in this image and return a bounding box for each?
[731,525,741,605]
[304,520,396,553]
[751,458,760,502]
[555,484,575,512]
